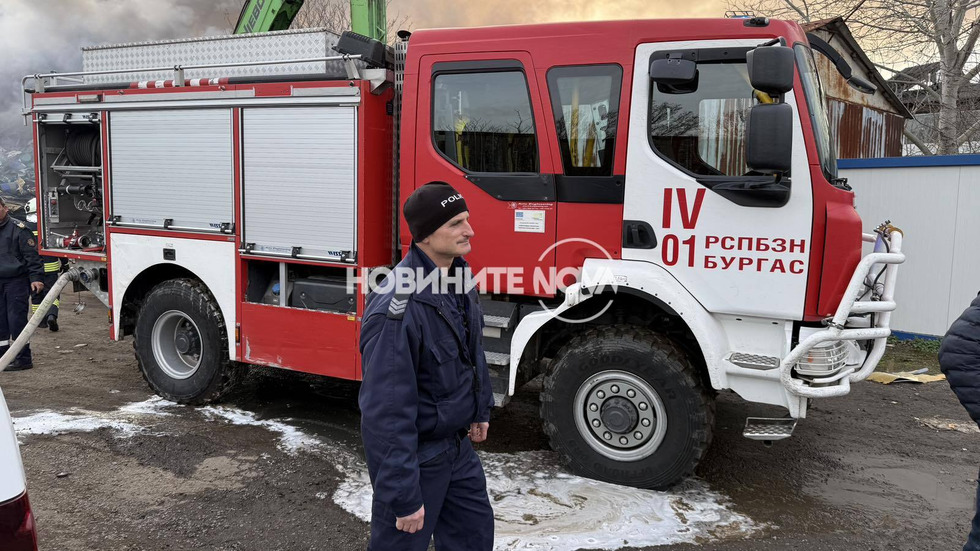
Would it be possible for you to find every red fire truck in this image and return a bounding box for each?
[21,17,904,489]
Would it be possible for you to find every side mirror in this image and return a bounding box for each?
[746,46,795,94]
[746,103,793,174]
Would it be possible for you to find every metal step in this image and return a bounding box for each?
[729,352,781,370]
[483,315,512,328]
[484,351,510,366]
[743,417,797,441]
[480,300,518,332]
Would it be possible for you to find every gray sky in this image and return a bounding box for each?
[0,0,728,146]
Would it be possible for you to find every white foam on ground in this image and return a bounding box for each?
[331,449,756,550]
[198,405,321,455]
[12,397,182,441]
[117,396,180,416]
[12,410,143,439]
[15,398,756,549]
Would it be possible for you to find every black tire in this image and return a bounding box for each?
[540,326,713,489]
[134,279,243,404]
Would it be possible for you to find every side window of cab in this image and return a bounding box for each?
[432,69,538,173]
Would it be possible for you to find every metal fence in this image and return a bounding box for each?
[839,154,980,337]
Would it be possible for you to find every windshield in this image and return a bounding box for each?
[794,44,837,180]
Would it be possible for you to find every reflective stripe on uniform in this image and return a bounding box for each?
[31,300,59,313]
[0,340,8,346]
[44,261,61,272]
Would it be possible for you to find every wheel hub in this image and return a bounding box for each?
[151,310,203,380]
[574,371,669,461]
[174,323,200,355]
[601,397,638,433]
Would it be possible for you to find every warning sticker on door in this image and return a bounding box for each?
[515,210,546,233]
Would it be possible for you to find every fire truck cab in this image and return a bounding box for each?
[22,17,904,489]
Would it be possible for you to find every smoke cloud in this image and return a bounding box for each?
[0,0,728,147]
[0,0,241,147]
[394,0,724,30]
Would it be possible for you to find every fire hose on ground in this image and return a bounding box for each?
[0,267,89,373]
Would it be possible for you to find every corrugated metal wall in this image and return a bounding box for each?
[839,156,980,336]
[828,100,905,159]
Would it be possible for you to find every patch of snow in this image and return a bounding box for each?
[485,451,754,549]
[330,449,757,550]
[199,405,321,455]
[14,398,757,550]
[332,451,373,521]
[13,397,182,441]
[117,396,180,416]
[12,410,143,440]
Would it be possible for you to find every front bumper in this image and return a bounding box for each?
[780,223,905,398]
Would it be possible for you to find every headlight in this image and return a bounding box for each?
[795,340,848,377]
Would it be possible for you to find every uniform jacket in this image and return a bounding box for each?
[23,217,66,274]
[358,244,494,517]
[939,294,980,425]
[0,215,43,281]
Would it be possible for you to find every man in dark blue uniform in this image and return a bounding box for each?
[940,296,980,551]
[0,197,44,371]
[359,182,495,551]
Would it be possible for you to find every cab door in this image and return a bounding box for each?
[624,39,814,319]
[415,53,558,296]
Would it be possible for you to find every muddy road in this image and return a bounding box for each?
[2,290,976,550]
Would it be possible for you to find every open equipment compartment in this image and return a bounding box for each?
[245,259,354,315]
[34,112,106,254]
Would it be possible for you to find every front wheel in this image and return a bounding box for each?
[134,279,243,404]
[540,326,713,489]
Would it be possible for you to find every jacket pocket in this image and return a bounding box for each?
[428,336,462,399]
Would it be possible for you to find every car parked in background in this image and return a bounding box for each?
[0,386,38,550]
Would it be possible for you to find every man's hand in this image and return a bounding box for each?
[469,422,489,443]
[395,505,424,533]
[30,281,44,294]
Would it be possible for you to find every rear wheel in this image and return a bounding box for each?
[134,279,243,404]
[540,326,713,489]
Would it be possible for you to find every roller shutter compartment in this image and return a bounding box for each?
[242,106,357,261]
[110,109,234,232]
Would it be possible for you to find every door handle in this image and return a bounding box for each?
[622,220,657,249]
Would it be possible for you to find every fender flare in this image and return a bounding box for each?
[508,259,732,395]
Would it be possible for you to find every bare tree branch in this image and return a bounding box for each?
[964,62,980,82]
[730,0,978,154]
[782,0,812,21]
[904,127,936,154]
[957,114,980,145]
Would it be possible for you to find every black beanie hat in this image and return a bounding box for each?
[403,181,468,242]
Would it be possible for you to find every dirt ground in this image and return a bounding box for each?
[2,290,978,551]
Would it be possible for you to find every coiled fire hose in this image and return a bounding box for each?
[0,267,85,373]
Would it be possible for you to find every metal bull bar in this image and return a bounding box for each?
[780,223,905,398]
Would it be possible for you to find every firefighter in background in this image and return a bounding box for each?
[24,199,64,332]
[0,196,44,371]
[359,182,494,550]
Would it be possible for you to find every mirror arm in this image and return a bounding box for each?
[757,36,788,47]
[806,33,853,79]
[805,33,878,94]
